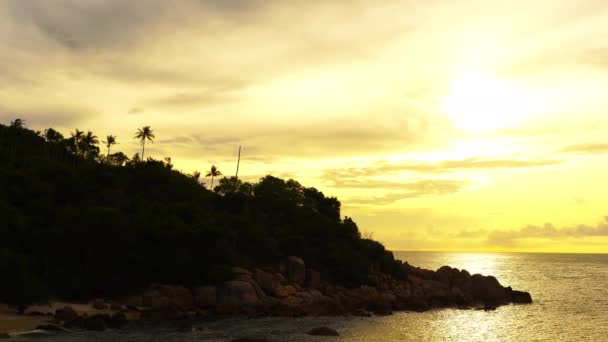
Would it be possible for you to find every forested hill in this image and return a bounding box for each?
[0,121,403,309]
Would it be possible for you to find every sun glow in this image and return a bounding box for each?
[441,71,539,133]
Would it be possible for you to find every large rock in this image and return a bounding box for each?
[218,281,261,307]
[512,290,533,303]
[92,299,108,310]
[253,269,283,296]
[107,312,128,329]
[286,256,306,285]
[470,274,508,304]
[143,285,194,310]
[274,285,297,298]
[194,286,217,307]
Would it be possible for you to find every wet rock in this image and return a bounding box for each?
[512,290,533,303]
[55,306,79,322]
[0,333,8,339]
[286,256,306,285]
[470,275,508,303]
[307,326,340,336]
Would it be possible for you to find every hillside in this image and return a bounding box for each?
[0,122,404,310]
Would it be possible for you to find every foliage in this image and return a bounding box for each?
[0,121,404,309]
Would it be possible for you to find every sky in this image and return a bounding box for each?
[1,0,608,253]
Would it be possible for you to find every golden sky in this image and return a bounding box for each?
[2,0,608,253]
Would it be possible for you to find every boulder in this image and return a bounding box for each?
[0,333,9,339]
[110,303,123,311]
[84,316,107,331]
[512,290,533,303]
[123,295,143,308]
[274,285,297,298]
[92,299,108,310]
[55,306,79,322]
[218,281,261,307]
[253,269,282,296]
[286,256,306,285]
[470,275,508,304]
[63,317,85,329]
[307,326,340,336]
[194,286,217,307]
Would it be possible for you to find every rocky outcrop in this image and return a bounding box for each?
[55,306,79,322]
[111,256,531,321]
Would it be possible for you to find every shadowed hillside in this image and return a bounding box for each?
[0,122,403,310]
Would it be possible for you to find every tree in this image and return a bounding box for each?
[103,135,117,156]
[43,128,64,143]
[109,152,129,166]
[9,118,25,128]
[192,171,201,182]
[134,126,155,160]
[70,129,85,155]
[80,131,99,158]
[205,165,222,190]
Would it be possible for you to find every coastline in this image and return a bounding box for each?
[0,256,532,338]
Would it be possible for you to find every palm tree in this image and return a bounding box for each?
[80,131,99,158]
[103,135,117,155]
[205,165,222,190]
[134,126,155,160]
[70,129,85,155]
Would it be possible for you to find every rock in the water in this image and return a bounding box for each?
[286,256,306,285]
[470,274,508,303]
[307,326,339,336]
[512,290,533,303]
[55,306,79,322]
[63,317,85,329]
[92,299,108,310]
[0,332,9,339]
[84,316,108,331]
[218,281,261,307]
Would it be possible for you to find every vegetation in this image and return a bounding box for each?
[0,120,403,310]
[206,164,222,190]
[134,126,155,159]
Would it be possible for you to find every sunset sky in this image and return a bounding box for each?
[2,0,608,253]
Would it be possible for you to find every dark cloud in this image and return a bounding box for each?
[0,106,94,128]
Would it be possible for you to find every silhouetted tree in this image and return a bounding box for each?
[80,131,99,159]
[70,129,85,155]
[134,126,155,160]
[206,165,222,190]
[103,135,117,156]
[10,118,25,128]
[43,128,64,143]
[109,152,129,166]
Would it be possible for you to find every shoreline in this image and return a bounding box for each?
[0,257,533,337]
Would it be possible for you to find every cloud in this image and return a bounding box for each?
[324,157,562,179]
[486,218,608,246]
[0,106,94,128]
[561,143,608,155]
[345,179,469,205]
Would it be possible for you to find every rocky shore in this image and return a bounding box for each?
[1,256,532,338]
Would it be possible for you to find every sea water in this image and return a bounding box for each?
[16,252,608,341]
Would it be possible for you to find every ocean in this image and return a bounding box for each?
[16,252,608,341]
